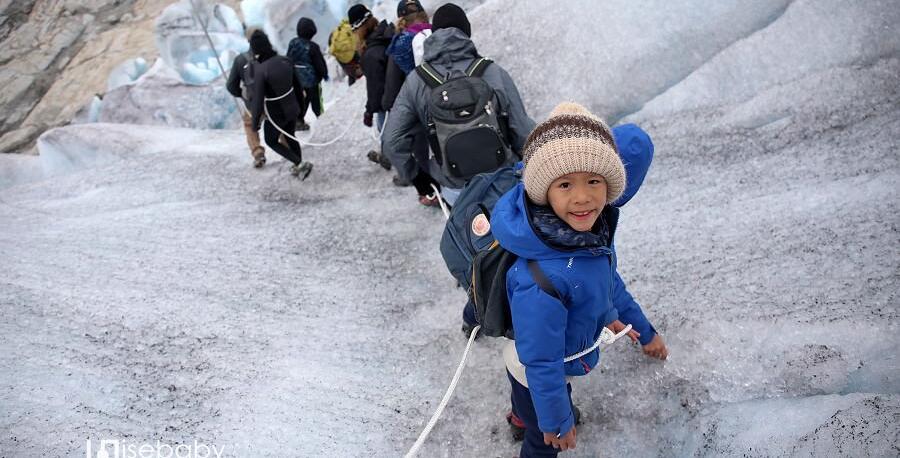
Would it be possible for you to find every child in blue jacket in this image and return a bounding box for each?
[490,102,668,456]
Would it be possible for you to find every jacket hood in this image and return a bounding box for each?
[366,20,394,47]
[296,17,317,39]
[422,27,477,69]
[492,184,606,261]
[611,123,654,207]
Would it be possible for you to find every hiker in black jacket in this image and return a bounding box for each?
[287,17,329,131]
[348,4,393,132]
[226,34,266,168]
[248,30,313,180]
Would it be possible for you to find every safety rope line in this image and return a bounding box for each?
[262,94,354,147]
[404,325,480,458]
[403,322,633,456]
[564,324,632,362]
[430,183,450,219]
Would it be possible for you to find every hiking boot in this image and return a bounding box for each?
[297,121,310,131]
[506,406,580,442]
[290,161,314,180]
[392,174,411,187]
[419,193,440,207]
[506,412,526,442]
[253,155,266,168]
[379,154,393,170]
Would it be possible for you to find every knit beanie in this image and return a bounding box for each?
[348,4,372,30]
[522,102,625,206]
[432,3,471,37]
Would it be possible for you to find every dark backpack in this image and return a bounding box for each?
[287,37,317,88]
[416,57,513,187]
[439,167,558,338]
[239,51,258,102]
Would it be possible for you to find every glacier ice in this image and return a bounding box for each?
[155,0,248,85]
[97,59,241,129]
[106,57,149,91]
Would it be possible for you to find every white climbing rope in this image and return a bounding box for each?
[430,183,451,220]
[404,323,634,457]
[262,92,354,147]
[563,324,632,363]
[404,324,481,458]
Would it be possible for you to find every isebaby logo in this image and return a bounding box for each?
[85,439,226,458]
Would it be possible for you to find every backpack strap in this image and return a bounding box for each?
[415,62,445,88]
[526,260,560,299]
[465,57,493,77]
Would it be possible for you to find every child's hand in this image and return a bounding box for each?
[606,319,640,343]
[642,334,668,360]
[543,427,576,451]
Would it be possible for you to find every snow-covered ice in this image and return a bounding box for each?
[1,0,898,456]
[155,0,248,85]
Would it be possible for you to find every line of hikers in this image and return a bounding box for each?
[227,2,669,456]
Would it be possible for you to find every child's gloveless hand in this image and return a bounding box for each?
[642,334,668,360]
[605,319,640,343]
[544,427,576,451]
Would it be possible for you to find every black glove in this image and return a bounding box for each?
[363,111,373,127]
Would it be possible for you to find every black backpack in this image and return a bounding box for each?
[416,57,513,188]
[439,167,559,338]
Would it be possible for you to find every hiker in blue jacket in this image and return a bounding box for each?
[490,102,668,456]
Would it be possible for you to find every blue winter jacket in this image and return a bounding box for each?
[491,184,656,437]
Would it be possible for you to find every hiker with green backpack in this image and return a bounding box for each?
[487,102,668,456]
[381,3,535,206]
[328,18,362,86]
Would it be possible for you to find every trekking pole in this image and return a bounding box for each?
[188,0,247,116]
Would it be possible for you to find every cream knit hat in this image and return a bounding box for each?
[522,102,625,206]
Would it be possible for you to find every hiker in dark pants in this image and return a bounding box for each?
[288,17,329,131]
[248,30,313,180]
[382,0,441,207]
[226,28,266,168]
[348,4,395,172]
[382,3,535,203]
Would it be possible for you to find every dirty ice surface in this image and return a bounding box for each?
[1,0,899,456]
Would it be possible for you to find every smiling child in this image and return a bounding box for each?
[489,102,668,456]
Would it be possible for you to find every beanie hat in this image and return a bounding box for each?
[432,3,471,37]
[522,102,626,206]
[348,4,372,30]
[397,0,424,17]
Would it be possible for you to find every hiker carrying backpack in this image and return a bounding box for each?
[381,21,535,203]
[416,57,513,187]
[440,124,655,337]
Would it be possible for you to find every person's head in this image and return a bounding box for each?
[432,3,470,37]
[348,4,377,37]
[396,0,428,30]
[522,102,625,232]
[296,17,317,40]
[249,29,276,61]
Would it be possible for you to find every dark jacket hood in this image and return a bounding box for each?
[366,20,394,47]
[296,17,317,40]
[422,27,477,69]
